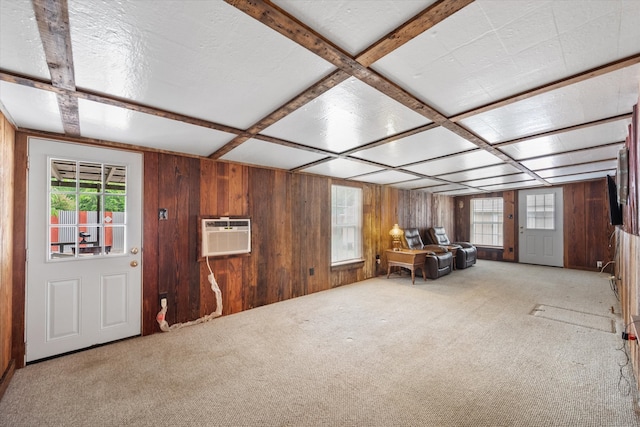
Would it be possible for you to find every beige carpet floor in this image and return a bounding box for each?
[1,260,639,426]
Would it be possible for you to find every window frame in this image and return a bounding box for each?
[470,197,504,248]
[330,184,364,266]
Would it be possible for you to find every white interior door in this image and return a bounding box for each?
[26,138,142,362]
[518,187,564,267]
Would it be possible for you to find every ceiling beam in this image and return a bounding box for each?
[450,54,640,122]
[356,0,474,67]
[32,0,80,136]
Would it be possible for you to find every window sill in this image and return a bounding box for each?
[331,259,365,271]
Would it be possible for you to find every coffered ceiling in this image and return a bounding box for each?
[1,0,639,195]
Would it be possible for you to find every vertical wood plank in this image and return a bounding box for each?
[0,114,15,377]
[11,133,27,368]
[198,159,217,317]
[503,191,517,261]
[564,182,587,269]
[142,152,159,335]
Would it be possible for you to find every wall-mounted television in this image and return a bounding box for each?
[607,174,623,226]
[617,147,629,206]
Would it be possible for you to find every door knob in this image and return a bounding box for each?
[130,247,139,254]
[130,260,138,267]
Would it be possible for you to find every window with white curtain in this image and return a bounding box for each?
[331,185,362,265]
[470,198,504,247]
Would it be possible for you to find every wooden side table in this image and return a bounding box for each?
[385,249,429,284]
[447,246,458,269]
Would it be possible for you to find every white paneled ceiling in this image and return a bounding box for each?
[1,0,639,195]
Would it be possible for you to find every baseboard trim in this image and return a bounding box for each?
[0,359,16,401]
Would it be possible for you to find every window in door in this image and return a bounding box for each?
[49,159,127,260]
[331,185,362,265]
[526,193,555,230]
[470,197,504,247]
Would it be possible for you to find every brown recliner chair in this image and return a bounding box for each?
[427,226,477,269]
[403,228,453,279]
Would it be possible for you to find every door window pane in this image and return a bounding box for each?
[526,193,555,230]
[48,159,128,259]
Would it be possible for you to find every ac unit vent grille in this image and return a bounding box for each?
[201,218,251,257]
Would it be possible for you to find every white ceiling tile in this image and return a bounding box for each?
[404,149,504,176]
[301,158,382,179]
[429,2,494,51]
[536,160,617,178]
[463,173,532,187]
[422,183,468,193]
[460,65,640,143]
[431,160,519,181]
[0,82,63,133]
[437,188,487,196]
[552,1,626,34]
[69,0,335,130]
[221,139,328,170]
[478,1,554,30]
[350,170,418,185]
[480,180,541,191]
[350,126,477,167]
[498,118,632,160]
[546,170,613,184]
[261,77,431,153]
[391,178,444,189]
[619,1,640,57]
[521,144,623,171]
[492,3,557,56]
[0,1,50,80]
[272,0,435,56]
[78,99,235,156]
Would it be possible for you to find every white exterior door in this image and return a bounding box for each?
[26,138,142,362]
[518,187,564,267]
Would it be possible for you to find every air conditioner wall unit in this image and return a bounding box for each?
[201,217,251,257]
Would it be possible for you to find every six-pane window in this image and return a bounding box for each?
[526,193,555,230]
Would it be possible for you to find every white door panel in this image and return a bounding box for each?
[27,138,142,362]
[47,278,80,340]
[518,187,564,267]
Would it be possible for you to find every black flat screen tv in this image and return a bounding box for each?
[607,174,623,225]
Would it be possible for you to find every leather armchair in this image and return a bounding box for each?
[423,244,453,279]
[427,226,477,269]
[403,228,453,279]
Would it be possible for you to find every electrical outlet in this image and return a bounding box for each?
[159,292,167,307]
[597,261,603,268]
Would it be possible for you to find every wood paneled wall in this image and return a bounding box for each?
[619,229,640,388]
[454,191,517,262]
[563,179,616,271]
[619,97,640,390]
[141,153,454,334]
[9,141,452,363]
[0,112,15,398]
[454,183,613,270]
